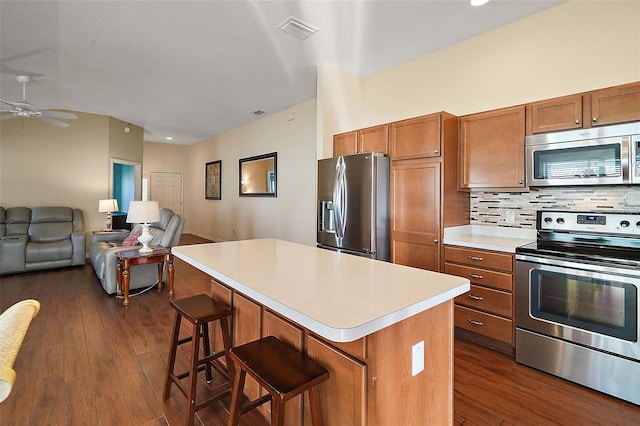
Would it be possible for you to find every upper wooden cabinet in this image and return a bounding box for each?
[459,105,526,190]
[591,81,640,126]
[390,114,441,160]
[527,81,640,134]
[359,124,389,154]
[333,124,389,156]
[333,131,358,156]
[528,94,584,134]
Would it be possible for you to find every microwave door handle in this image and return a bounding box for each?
[622,135,630,183]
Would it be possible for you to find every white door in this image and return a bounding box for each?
[150,172,182,215]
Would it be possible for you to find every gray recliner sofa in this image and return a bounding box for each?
[0,206,86,275]
[90,208,184,295]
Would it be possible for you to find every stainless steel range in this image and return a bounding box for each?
[515,210,640,405]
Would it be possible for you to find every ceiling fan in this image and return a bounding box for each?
[0,75,77,127]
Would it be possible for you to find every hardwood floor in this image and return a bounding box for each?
[0,234,639,425]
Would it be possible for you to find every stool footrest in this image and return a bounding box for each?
[240,393,272,414]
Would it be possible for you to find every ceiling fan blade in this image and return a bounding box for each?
[37,116,71,127]
[1,99,19,108]
[41,110,78,120]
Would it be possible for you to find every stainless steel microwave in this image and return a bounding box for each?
[526,122,640,187]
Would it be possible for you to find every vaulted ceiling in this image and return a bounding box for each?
[0,0,564,145]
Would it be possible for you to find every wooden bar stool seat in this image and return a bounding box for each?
[227,335,330,426]
[163,294,234,426]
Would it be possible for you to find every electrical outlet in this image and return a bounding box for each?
[412,341,424,376]
[505,210,516,224]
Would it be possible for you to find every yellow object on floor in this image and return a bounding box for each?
[0,299,40,403]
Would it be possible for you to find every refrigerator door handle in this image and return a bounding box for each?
[333,157,348,240]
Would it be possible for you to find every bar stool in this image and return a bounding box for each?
[227,335,330,426]
[163,294,234,426]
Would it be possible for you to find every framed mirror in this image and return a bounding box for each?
[239,152,277,197]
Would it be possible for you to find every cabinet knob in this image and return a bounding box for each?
[434,149,439,154]
[593,117,598,123]
[468,255,483,261]
[575,119,581,124]
[468,294,484,301]
[467,319,484,327]
[518,180,523,184]
[433,239,439,244]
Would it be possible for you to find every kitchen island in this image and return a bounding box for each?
[173,238,469,425]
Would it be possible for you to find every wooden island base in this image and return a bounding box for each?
[173,239,467,425]
[212,278,454,426]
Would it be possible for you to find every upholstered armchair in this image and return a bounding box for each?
[90,208,184,295]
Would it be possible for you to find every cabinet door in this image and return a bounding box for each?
[530,94,583,133]
[358,124,389,155]
[333,131,358,157]
[233,293,262,403]
[390,114,441,160]
[306,335,366,426]
[590,81,640,126]
[391,160,440,272]
[210,279,233,358]
[459,106,525,189]
[262,310,304,426]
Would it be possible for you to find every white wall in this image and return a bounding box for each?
[180,99,317,246]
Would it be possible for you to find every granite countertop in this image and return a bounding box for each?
[172,238,469,342]
[443,224,537,253]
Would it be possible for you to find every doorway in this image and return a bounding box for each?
[111,158,142,213]
[150,172,183,216]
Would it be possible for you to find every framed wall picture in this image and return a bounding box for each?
[205,160,222,200]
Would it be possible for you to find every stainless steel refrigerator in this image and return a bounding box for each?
[317,152,390,261]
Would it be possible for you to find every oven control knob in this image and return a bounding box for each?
[637,221,640,228]
[556,218,565,224]
[544,217,553,223]
[620,220,630,228]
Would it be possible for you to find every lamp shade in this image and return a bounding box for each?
[126,201,160,224]
[98,199,119,213]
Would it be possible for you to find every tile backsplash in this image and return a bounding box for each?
[471,187,640,229]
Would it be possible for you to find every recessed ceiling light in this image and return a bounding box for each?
[165,136,173,141]
[470,0,490,6]
[277,16,318,39]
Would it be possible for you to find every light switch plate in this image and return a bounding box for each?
[412,341,424,376]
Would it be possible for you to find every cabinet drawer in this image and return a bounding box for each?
[454,305,512,345]
[455,285,512,318]
[444,246,513,272]
[444,263,512,292]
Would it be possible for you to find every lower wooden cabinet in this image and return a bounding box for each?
[444,245,515,352]
[391,160,441,271]
[262,310,305,426]
[232,293,263,403]
[210,279,233,356]
[305,335,367,426]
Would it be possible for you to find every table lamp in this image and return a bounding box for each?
[98,199,119,231]
[126,201,160,253]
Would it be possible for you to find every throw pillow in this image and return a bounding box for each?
[122,233,141,247]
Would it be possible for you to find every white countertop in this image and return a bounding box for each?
[172,239,469,343]
[443,225,536,253]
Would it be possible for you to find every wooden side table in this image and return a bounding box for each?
[116,247,174,307]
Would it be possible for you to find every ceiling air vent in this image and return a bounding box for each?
[277,16,318,40]
[249,108,266,115]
